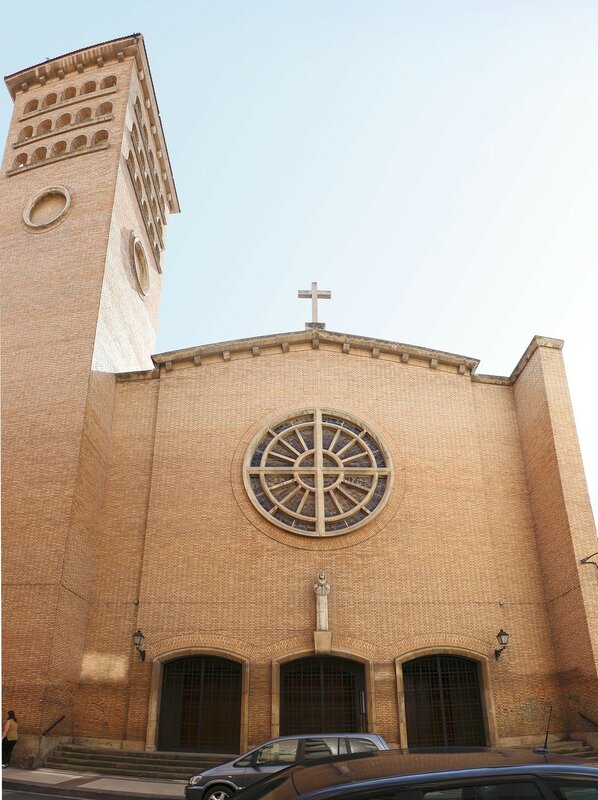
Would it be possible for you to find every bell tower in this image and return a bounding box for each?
[0,35,179,753]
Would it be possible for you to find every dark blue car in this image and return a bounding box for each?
[225,748,598,800]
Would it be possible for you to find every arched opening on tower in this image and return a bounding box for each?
[280,656,366,735]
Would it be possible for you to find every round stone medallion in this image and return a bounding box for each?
[23,186,71,231]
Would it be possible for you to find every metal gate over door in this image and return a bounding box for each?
[280,656,366,735]
[403,654,486,747]
[158,656,242,752]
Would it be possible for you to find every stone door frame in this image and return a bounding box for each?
[146,648,250,753]
[271,648,376,739]
[395,646,498,749]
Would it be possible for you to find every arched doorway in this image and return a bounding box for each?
[280,656,366,734]
[157,656,242,752]
[403,654,486,747]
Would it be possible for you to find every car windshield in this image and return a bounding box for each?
[232,753,376,800]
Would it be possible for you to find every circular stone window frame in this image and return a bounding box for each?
[129,231,150,296]
[242,407,395,539]
[23,185,71,232]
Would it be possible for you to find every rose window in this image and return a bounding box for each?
[244,409,392,536]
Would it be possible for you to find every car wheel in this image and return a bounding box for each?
[205,786,234,800]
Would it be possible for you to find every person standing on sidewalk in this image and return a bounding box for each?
[2,710,18,767]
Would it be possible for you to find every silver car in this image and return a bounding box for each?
[185,734,390,800]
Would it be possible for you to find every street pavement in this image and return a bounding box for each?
[2,766,186,800]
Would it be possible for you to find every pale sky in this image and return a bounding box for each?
[2,1,597,524]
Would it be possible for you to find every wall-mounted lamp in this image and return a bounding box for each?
[580,552,598,571]
[495,629,509,660]
[132,629,146,662]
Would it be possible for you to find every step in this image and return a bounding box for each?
[43,745,238,781]
[47,750,221,768]
[45,755,196,773]
[548,741,593,754]
[58,745,236,763]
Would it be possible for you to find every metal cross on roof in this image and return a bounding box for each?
[298,281,332,330]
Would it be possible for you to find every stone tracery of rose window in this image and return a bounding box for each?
[244,409,392,536]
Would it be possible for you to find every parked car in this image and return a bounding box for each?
[223,747,598,800]
[185,734,390,800]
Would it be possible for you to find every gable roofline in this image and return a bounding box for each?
[122,330,564,386]
[150,328,480,371]
[117,331,563,384]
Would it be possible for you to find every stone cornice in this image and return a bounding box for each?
[472,336,564,384]
[116,332,564,385]
[510,335,564,381]
[4,33,180,214]
[116,368,159,383]
[150,329,479,375]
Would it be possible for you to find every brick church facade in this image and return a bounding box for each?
[2,35,597,765]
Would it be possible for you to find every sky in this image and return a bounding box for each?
[2,1,597,522]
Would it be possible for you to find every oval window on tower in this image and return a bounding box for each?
[129,232,150,296]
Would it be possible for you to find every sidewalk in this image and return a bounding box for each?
[2,766,186,799]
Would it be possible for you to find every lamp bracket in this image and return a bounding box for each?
[580,552,598,570]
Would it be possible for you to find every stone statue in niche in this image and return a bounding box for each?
[314,571,331,631]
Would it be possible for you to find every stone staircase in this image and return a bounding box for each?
[43,744,237,781]
[519,739,598,762]
[42,739,598,780]
[545,739,598,761]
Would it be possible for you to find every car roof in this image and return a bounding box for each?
[236,748,598,800]
[251,733,383,747]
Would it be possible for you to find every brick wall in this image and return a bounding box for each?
[1,39,170,752]
[3,38,596,758]
[513,344,598,734]
[80,340,597,750]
